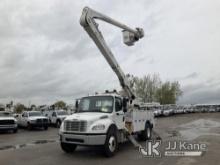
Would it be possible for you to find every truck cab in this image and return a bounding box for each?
[59,93,154,157]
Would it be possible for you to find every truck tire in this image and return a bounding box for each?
[44,125,48,130]
[138,122,152,141]
[60,142,77,153]
[103,127,118,157]
[13,128,18,133]
[56,120,61,128]
[27,123,32,130]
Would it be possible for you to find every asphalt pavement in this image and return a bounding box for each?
[0,113,220,165]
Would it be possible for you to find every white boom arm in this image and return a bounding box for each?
[80,7,144,101]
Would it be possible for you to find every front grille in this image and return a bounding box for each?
[0,120,15,125]
[36,119,48,123]
[64,120,87,132]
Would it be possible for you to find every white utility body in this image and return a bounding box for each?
[59,7,154,157]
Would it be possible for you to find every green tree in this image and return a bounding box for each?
[127,74,182,104]
[156,81,182,104]
[14,103,26,113]
[127,74,161,103]
[54,100,66,109]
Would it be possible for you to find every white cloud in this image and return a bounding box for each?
[0,0,220,105]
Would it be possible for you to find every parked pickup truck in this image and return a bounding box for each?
[17,111,49,130]
[44,110,69,128]
[0,111,18,133]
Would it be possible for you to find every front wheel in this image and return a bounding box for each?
[60,142,77,153]
[44,125,48,130]
[13,128,18,133]
[103,128,118,157]
[56,120,61,128]
[27,123,32,130]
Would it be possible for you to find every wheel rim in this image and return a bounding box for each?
[108,136,116,152]
[147,127,151,138]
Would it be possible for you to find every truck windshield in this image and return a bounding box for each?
[78,96,113,113]
[57,111,68,116]
[28,112,42,117]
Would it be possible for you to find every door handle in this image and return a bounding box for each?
[116,112,123,115]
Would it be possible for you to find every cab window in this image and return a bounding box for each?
[22,112,28,117]
[115,97,122,112]
[52,112,56,117]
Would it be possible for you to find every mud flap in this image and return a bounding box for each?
[123,128,141,148]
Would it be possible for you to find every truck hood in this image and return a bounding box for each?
[65,113,109,122]
[29,116,48,120]
[0,117,16,121]
[57,115,68,119]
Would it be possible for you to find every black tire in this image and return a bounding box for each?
[60,142,77,153]
[56,120,61,128]
[103,127,118,157]
[44,125,48,130]
[27,123,32,130]
[13,128,18,133]
[138,122,152,141]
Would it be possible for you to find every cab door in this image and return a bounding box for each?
[51,112,57,124]
[21,112,28,127]
[114,97,125,130]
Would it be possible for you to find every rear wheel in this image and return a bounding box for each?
[60,142,77,153]
[44,125,48,130]
[138,123,152,141]
[103,127,118,157]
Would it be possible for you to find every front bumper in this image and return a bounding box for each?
[0,124,17,130]
[60,132,106,145]
[30,123,48,127]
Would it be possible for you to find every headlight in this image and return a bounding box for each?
[92,124,105,130]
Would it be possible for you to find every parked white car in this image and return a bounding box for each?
[0,111,18,133]
[45,110,69,128]
[162,109,174,116]
[153,109,162,117]
[17,111,49,130]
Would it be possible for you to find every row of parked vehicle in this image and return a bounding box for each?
[0,110,69,133]
[153,104,220,117]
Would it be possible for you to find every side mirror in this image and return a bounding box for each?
[122,98,127,113]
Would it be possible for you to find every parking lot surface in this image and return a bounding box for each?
[0,113,220,165]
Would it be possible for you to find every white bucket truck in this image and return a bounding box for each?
[59,7,154,157]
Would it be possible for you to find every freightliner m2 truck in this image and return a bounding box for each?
[59,7,154,157]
